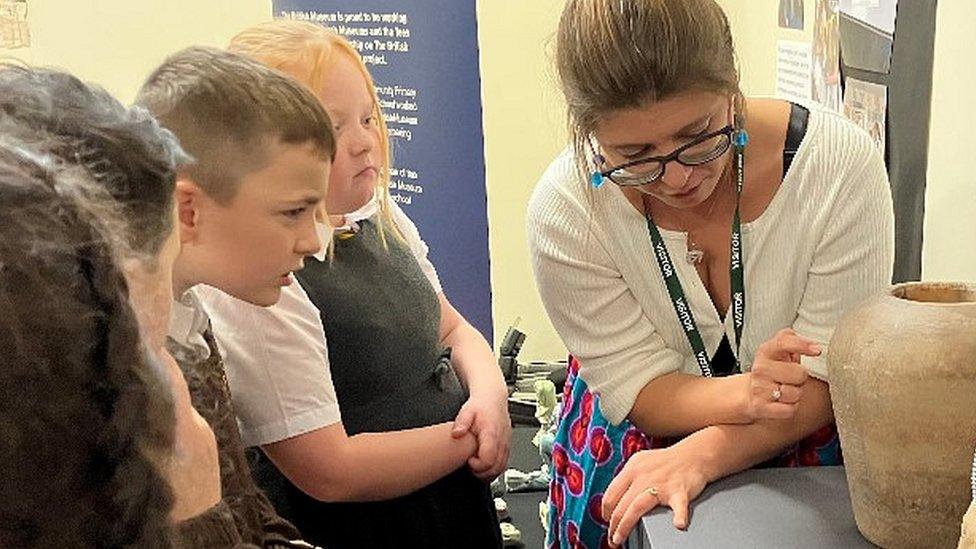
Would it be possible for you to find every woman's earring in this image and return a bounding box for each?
[591,153,606,188]
[734,129,749,148]
[590,171,605,189]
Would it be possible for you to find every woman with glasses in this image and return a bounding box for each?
[527,0,894,546]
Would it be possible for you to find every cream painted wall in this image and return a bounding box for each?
[719,0,815,96]
[477,0,567,361]
[6,0,570,360]
[20,1,271,102]
[921,2,976,282]
[715,0,738,29]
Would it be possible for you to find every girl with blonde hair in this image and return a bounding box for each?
[529,0,893,546]
[231,18,400,242]
[196,19,508,548]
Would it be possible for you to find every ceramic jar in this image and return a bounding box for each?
[829,282,976,548]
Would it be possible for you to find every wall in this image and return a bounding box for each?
[4,0,570,361]
[477,0,567,361]
[719,0,815,96]
[921,2,976,281]
[21,1,271,102]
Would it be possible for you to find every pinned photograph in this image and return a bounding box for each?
[812,0,843,112]
[843,77,887,154]
[0,0,29,49]
[779,0,805,30]
[839,0,898,74]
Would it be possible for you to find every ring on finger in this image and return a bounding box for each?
[644,486,659,496]
[771,384,783,402]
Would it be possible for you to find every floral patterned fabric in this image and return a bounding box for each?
[546,356,842,548]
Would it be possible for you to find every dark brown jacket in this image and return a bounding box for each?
[168,328,309,548]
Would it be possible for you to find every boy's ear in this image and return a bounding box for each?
[175,178,204,245]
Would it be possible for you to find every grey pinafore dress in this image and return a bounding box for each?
[252,217,502,549]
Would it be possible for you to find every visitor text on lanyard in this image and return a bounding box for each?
[644,138,746,377]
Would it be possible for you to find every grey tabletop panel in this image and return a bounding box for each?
[630,466,877,549]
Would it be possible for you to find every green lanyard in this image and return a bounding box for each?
[644,139,746,377]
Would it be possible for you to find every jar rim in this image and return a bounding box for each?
[889,281,976,306]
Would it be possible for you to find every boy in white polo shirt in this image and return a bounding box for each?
[140,44,484,547]
[136,46,334,547]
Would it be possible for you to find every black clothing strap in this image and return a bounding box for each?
[783,102,810,179]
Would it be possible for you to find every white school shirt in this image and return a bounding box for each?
[167,288,213,364]
[527,106,895,425]
[196,199,442,447]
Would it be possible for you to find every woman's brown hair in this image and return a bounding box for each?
[555,0,744,178]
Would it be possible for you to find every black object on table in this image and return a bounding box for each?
[630,466,876,548]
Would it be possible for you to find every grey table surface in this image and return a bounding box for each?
[629,466,877,549]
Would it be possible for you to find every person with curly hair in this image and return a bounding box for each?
[0,144,176,547]
[0,63,224,531]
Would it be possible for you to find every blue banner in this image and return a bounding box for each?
[274,0,493,341]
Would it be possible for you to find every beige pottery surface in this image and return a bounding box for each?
[829,282,976,548]
[960,500,976,549]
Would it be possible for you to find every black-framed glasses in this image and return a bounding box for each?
[596,125,735,187]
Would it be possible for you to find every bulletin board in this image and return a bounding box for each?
[839,1,938,282]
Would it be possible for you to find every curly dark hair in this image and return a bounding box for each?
[0,62,189,263]
[0,145,176,547]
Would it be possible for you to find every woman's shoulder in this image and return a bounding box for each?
[527,148,590,227]
[790,105,885,195]
[802,105,879,169]
[771,105,891,239]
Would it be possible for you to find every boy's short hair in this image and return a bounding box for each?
[135,46,336,203]
[0,63,188,260]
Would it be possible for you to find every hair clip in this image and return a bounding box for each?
[734,129,749,148]
[590,172,605,189]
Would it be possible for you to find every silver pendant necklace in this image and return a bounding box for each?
[683,177,729,265]
[686,245,706,265]
[641,163,734,265]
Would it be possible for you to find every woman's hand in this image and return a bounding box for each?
[601,443,709,546]
[745,328,820,421]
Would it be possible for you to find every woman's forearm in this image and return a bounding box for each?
[684,378,834,483]
[627,371,754,437]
